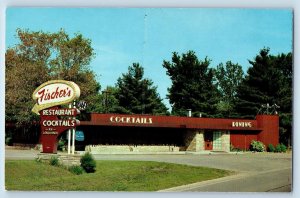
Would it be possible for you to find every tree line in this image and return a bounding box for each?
[5,30,292,146]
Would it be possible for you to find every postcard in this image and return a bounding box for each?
[5,7,293,192]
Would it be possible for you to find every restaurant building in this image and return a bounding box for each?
[76,113,279,153]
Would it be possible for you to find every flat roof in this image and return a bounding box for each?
[80,113,264,131]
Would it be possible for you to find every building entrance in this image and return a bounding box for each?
[204,132,213,150]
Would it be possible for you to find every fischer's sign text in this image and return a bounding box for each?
[32,80,80,115]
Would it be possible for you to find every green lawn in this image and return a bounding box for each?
[5,160,232,191]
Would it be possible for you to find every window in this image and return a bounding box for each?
[213,131,222,150]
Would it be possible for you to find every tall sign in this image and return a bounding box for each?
[32,80,81,153]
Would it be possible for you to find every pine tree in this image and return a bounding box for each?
[235,48,292,145]
[235,48,291,117]
[163,51,219,117]
[116,63,168,115]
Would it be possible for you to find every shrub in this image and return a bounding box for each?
[230,143,234,151]
[230,143,243,152]
[80,152,96,173]
[57,139,66,151]
[275,144,282,153]
[49,156,60,166]
[268,144,275,152]
[5,136,13,146]
[250,140,265,152]
[280,144,287,152]
[69,165,84,175]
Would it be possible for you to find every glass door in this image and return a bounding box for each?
[213,131,222,150]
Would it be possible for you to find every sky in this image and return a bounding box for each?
[6,8,293,109]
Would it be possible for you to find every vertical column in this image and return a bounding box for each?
[221,131,230,152]
[72,100,76,155]
[185,130,204,152]
[195,131,204,152]
[185,130,196,151]
[72,128,75,154]
[67,103,72,155]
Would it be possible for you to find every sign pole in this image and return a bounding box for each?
[72,100,76,155]
[72,128,75,154]
[67,103,72,155]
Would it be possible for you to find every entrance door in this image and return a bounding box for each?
[204,132,213,150]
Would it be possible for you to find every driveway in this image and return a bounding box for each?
[5,149,292,192]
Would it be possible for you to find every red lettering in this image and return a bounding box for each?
[36,86,73,104]
[37,89,46,103]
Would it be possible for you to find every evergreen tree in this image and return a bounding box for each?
[163,51,219,117]
[116,63,168,115]
[214,61,244,117]
[235,48,292,145]
[101,86,122,113]
[235,48,291,117]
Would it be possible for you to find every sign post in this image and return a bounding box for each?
[72,100,76,154]
[67,103,72,155]
[32,80,81,154]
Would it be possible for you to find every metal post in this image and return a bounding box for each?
[67,103,72,155]
[72,100,76,155]
[72,128,75,155]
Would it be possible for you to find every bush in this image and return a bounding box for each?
[230,143,243,152]
[69,165,84,175]
[275,143,287,153]
[49,156,60,166]
[250,140,265,152]
[80,152,96,173]
[57,139,66,151]
[5,136,13,146]
[280,144,287,153]
[268,144,275,152]
[275,144,282,153]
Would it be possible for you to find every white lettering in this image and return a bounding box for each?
[109,116,153,124]
[232,121,252,128]
[110,116,114,122]
[42,108,76,116]
[42,119,76,127]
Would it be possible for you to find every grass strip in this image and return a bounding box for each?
[5,160,232,191]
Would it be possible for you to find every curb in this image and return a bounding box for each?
[157,172,249,192]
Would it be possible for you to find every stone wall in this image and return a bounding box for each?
[85,145,180,154]
[221,131,230,152]
[37,153,81,167]
[185,130,204,152]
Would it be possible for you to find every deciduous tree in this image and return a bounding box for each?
[5,29,101,141]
